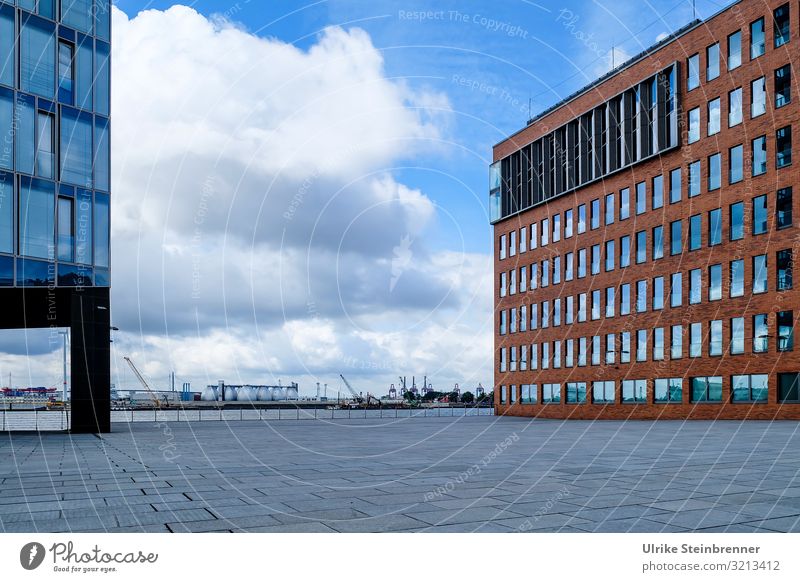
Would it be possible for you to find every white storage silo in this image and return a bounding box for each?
[238,386,256,401]
[286,385,299,400]
[257,387,272,401]
[271,387,285,401]
[201,386,218,401]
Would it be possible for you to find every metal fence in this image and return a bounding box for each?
[111,406,495,423]
[0,410,70,431]
[0,407,494,431]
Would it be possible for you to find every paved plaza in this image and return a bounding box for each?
[1,416,800,532]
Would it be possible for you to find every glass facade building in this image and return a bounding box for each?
[0,0,110,288]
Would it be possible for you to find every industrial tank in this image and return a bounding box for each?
[286,385,299,400]
[257,387,272,401]
[238,386,257,401]
[271,387,285,401]
[201,386,218,401]
[223,386,238,401]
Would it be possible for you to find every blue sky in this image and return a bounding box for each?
[115,0,727,255]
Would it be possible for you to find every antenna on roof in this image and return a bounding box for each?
[611,44,615,69]
[692,0,696,20]
[528,96,532,120]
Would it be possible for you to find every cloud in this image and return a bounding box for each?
[93,5,488,395]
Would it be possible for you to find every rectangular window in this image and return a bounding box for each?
[565,252,574,281]
[21,16,56,98]
[689,268,702,304]
[591,336,600,365]
[60,107,93,186]
[620,332,631,363]
[671,325,683,359]
[57,196,74,262]
[707,98,720,135]
[777,187,792,228]
[76,34,93,110]
[542,300,550,328]
[752,135,767,176]
[578,293,586,322]
[19,177,55,259]
[553,214,561,242]
[754,314,768,353]
[636,230,646,264]
[655,378,683,403]
[729,144,743,183]
[552,257,561,285]
[622,379,647,403]
[565,209,573,238]
[592,381,615,404]
[591,289,601,321]
[530,222,537,249]
[58,41,74,105]
[653,328,665,361]
[690,322,702,357]
[669,168,681,203]
[591,244,600,275]
[688,161,701,197]
[541,218,549,246]
[706,43,719,81]
[520,305,527,333]
[499,310,507,335]
[779,373,800,402]
[540,260,548,288]
[577,204,586,233]
[590,199,600,230]
[777,126,792,168]
[708,153,721,191]
[729,87,743,126]
[688,107,700,144]
[542,343,550,369]
[636,280,647,313]
[620,235,630,268]
[730,202,744,240]
[519,227,527,253]
[578,249,586,278]
[731,317,745,355]
[542,384,560,404]
[520,266,527,293]
[730,259,744,297]
[692,377,723,402]
[565,339,574,367]
[635,182,646,215]
[566,382,586,404]
[728,30,742,70]
[605,240,615,272]
[605,193,614,225]
[509,230,516,256]
[778,310,794,351]
[653,276,664,310]
[777,249,793,291]
[709,264,722,301]
[687,54,700,90]
[670,220,681,255]
[753,254,767,293]
[689,214,702,250]
[751,77,766,117]
[531,344,538,370]
[509,269,517,294]
[636,329,647,362]
[578,337,587,366]
[733,375,768,403]
[652,226,663,260]
[670,272,682,307]
[565,296,573,325]
[620,188,630,220]
[620,284,631,315]
[530,303,538,330]
[605,287,615,318]
[751,18,765,59]
[652,175,663,209]
[0,5,14,88]
[94,40,110,116]
[774,3,790,48]
[35,111,54,180]
[709,208,722,246]
[606,334,615,364]
[754,195,768,234]
[775,65,791,108]
[510,347,517,371]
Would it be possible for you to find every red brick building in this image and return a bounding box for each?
[492,0,800,419]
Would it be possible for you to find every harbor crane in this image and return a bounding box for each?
[123,357,163,408]
[339,374,381,407]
